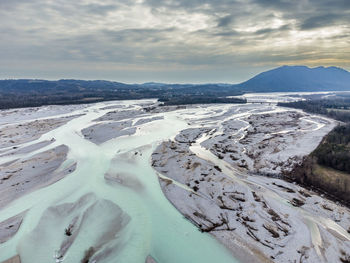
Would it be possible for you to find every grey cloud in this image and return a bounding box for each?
[254,24,291,35]
[0,0,36,9]
[300,13,350,30]
[217,15,234,27]
[213,30,240,37]
[102,28,176,42]
[250,0,350,28]
[0,0,349,82]
[81,4,120,16]
[250,0,295,10]
[145,0,241,13]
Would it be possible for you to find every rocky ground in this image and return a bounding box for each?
[201,110,335,175]
[1,99,349,263]
[0,104,87,126]
[82,104,164,145]
[0,145,76,209]
[152,105,350,263]
[0,212,26,244]
[0,115,81,149]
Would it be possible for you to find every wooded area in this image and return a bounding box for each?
[282,97,350,205]
[312,124,350,173]
[0,80,244,109]
[278,99,350,122]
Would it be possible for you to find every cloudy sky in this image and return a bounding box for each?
[0,0,349,83]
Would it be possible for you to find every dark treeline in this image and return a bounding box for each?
[280,98,350,173]
[158,96,246,106]
[283,97,350,204]
[278,98,350,122]
[312,124,350,173]
[0,92,155,109]
[287,124,350,204]
[0,79,244,109]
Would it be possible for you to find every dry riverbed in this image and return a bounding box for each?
[1,99,349,263]
[0,115,82,149]
[152,106,350,263]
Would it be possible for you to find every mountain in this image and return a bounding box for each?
[1,65,350,109]
[237,65,350,92]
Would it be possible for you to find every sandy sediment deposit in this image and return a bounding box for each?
[0,104,87,125]
[82,105,165,145]
[201,110,336,175]
[134,116,164,126]
[18,193,130,263]
[152,105,350,263]
[0,145,76,209]
[0,115,81,149]
[93,108,146,122]
[82,121,136,145]
[0,140,55,157]
[0,212,26,244]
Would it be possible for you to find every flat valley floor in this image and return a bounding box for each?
[0,94,349,263]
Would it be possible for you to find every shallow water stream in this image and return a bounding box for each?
[1,96,349,263]
[0,100,237,263]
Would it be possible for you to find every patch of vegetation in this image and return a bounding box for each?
[278,98,350,122]
[287,158,350,205]
[158,95,246,106]
[287,123,350,204]
[311,124,350,173]
[281,96,350,205]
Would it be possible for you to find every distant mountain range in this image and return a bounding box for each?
[0,65,349,108]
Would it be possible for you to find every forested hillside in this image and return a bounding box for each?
[313,124,350,173]
[0,80,243,109]
[283,96,350,204]
[278,98,350,122]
